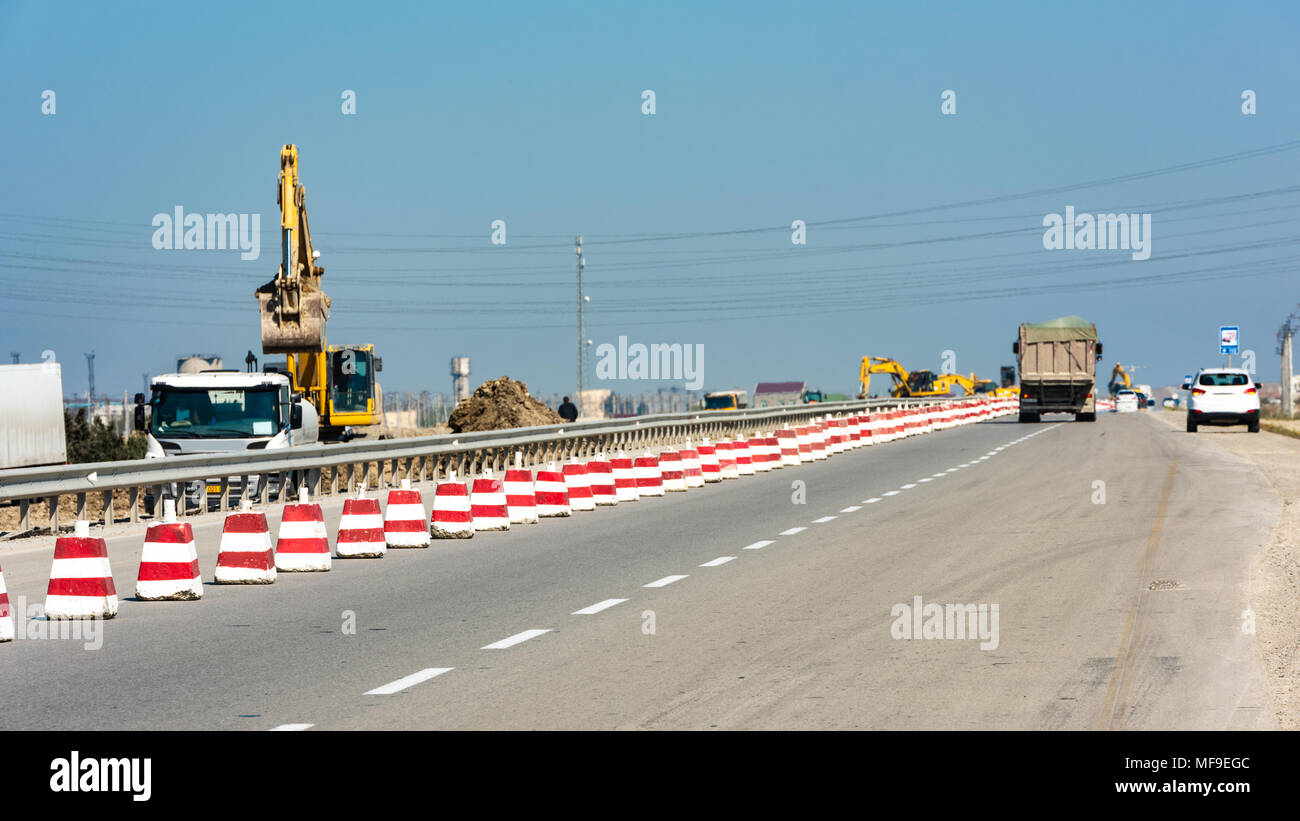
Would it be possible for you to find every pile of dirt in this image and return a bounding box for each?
[447,376,563,433]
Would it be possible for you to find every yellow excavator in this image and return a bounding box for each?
[256,144,383,441]
[935,372,1020,399]
[1107,362,1131,397]
[858,357,955,399]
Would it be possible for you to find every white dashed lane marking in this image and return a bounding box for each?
[811,516,837,523]
[900,484,918,489]
[779,527,807,536]
[269,723,314,731]
[572,598,628,615]
[364,667,454,695]
[882,491,901,497]
[840,505,861,513]
[700,556,736,567]
[482,630,552,650]
[743,540,774,550]
[864,497,883,503]
[644,575,688,588]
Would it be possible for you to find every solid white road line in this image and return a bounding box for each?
[482,629,553,650]
[840,505,861,513]
[269,723,314,731]
[644,574,688,588]
[743,540,774,550]
[572,598,628,615]
[700,556,736,567]
[779,527,807,535]
[364,667,454,695]
[811,516,837,523]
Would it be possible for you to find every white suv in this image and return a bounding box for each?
[1183,368,1260,433]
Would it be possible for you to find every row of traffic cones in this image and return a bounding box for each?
[0,401,1015,635]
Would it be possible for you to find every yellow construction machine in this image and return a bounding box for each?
[858,357,954,399]
[256,144,383,440]
[1107,362,1131,397]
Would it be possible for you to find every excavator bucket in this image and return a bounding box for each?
[257,287,330,354]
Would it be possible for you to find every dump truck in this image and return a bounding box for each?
[1014,316,1102,422]
[144,370,319,511]
[703,389,748,410]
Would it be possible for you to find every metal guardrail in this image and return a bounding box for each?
[0,396,974,535]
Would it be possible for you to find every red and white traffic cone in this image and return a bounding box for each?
[698,439,721,483]
[777,428,801,465]
[634,452,664,496]
[215,501,276,583]
[431,473,474,538]
[136,499,202,599]
[535,464,572,517]
[716,440,739,480]
[810,419,829,460]
[795,425,814,460]
[275,487,331,572]
[0,559,11,642]
[385,479,430,548]
[45,520,118,618]
[563,458,596,511]
[659,449,687,491]
[732,439,754,476]
[612,452,640,501]
[504,464,539,524]
[337,486,386,558]
[471,470,510,531]
[749,435,772,472]
[588,453,618,505]
[681,441,705,488]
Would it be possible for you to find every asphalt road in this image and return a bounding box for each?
[0,412,1280,730]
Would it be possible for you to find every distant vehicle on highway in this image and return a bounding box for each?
[1162,396,1179,409]
[1115,390,1139,413]
[1014,315,1102,422]
[145,370,319,510]
[703,389,748,410]
[0,363,68,469]
[1183,368,1260,433]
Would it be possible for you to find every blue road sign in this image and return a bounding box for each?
[1219,326,1239,355]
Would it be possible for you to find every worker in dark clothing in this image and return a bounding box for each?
[558,396,578,422]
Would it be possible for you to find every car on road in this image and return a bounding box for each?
[1183,368,1260,433]
[1115,390,1139,412]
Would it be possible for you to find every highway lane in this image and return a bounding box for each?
[0,413,1279,730]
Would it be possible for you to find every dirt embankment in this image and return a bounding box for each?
[447,376,563,433]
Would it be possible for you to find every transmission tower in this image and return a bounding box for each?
[84,350,96,403]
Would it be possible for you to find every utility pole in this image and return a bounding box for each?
[84,350,96,404]
[575,234,586,417]
[1279,307,1298,419]
[1282,331,1294,418]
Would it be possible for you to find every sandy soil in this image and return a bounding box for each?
[1151,411,1300,728]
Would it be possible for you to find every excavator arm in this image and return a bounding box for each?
[859,356,912,398]
[256,145,331,354]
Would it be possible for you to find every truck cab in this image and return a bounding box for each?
[145,370,318,507]
[704,390,748,411]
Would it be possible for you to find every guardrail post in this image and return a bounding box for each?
[102,490,113,526]
[76,492,87,522]
[19,499,30,532]
[219,478,229,513]
[312,469,322,498]
[129,487,139,523]
[47,495,58,533]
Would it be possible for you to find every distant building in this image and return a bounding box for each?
[753,381,806,408]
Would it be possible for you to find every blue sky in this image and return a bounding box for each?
[2,0,1297,399]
